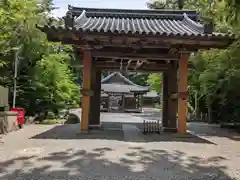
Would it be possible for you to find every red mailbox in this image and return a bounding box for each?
[11,108,25,128]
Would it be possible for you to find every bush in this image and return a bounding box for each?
[46,111,56,119]
[65,113,80,124]
[39,119,61,125]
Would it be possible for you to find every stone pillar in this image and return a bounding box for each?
[177,53,189,133]
[162,72,169,128]
[80,49,92,132]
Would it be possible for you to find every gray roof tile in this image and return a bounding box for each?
[37,6,234,42]
[59,6,232,38]
[101,72,149,93]
[72,10,206,36]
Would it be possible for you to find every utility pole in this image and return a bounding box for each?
[12,47,21,108]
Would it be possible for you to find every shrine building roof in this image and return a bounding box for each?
[101,72,149,93]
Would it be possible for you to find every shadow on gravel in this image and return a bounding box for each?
[30,123,214,144]
[0,147,236,180]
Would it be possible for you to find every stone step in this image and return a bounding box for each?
[122,124,144,142]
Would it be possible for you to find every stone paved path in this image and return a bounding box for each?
[0,109,240,180]
[122,124,144,142]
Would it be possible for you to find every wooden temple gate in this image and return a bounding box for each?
[39,6,233,133]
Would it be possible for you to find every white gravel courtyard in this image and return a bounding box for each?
[0,109,239,180]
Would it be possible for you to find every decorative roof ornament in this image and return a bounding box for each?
[64,10,73,28]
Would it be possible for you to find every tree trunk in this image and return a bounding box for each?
[207,97,212,124]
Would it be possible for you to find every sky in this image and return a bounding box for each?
[52,0,150,17]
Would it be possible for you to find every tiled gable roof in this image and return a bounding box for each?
[101,72,149,93]
[62,6,229,38]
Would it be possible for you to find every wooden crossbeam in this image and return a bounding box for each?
[96,65,169,70]
[95,61,170,71]
[95,62,169,67]
[73,62,170,72]
[99,67,169,72]
[91,51,179,60]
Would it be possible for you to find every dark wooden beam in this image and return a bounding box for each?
[73,60,170,69]
[89,67,101,127]
[96,61,170,69]
[162,72,169,128]
[72,60,172,70]
[98,67,169,72]
[91,51,179,60]
[167,61,178,131]
[95,61,169,66]
[81,34,232,49]
[42,27,233,50]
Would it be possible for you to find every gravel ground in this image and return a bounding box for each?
[0,109,239,180]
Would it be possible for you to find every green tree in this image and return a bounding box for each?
[0,0,80,116]
[129,73,149,86]
[147,0,240,123]
[35,51,80,114]
[147,0,184,9]
[147,73,162,93]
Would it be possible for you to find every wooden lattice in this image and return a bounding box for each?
[143,120,161,134]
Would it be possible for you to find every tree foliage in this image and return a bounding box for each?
[0,0,80,115]
[148,0,240,123]
[129,73,149,86]
[147,73,162,93]
[35,51,80,112]
[147,0,179,9]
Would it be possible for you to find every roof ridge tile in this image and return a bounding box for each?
[182,13,204,33]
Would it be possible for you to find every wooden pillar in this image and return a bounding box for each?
[162,72,169,128]
[139,95,143,112]
[136,94,139,109]
[167,61,178,132]
[80,49,92,132]
[94,69,102,125]
[178,53,189,133]
[134,94,137,109]
[122,95,125,110]
[107,95,110,112]
[89,61,96,126]
[89,67,101,127]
